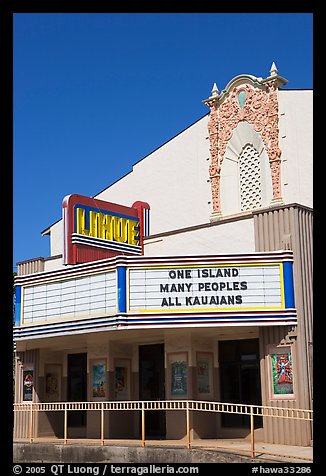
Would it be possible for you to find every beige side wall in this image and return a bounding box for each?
[14,350,40,439]
[254,205,313,446]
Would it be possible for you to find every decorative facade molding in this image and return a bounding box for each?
[207,102,221,216]
[279,325,298,346]
[203,66,288,218]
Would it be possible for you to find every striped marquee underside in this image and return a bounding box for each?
[13,309,297,340]
[71,233,142,255]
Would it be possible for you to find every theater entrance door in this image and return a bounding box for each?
[139,344,166,438]
[219,339,263,428]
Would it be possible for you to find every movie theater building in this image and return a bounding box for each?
[14,64,313,447]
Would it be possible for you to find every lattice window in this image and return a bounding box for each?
[239,144,262,211]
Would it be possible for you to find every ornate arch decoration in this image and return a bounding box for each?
[203,65,287,219]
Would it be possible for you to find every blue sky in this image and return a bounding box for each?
[13,13,313,269]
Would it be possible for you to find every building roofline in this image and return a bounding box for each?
[93,112,208,197]
[145,203,313,241]
[39,86,312,236]
[40,112,209,234]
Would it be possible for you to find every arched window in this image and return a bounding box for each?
[238,144,262,211]
[220,121,272,216]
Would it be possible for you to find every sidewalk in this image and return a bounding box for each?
[185,438,313,462]
[14,437,313,463]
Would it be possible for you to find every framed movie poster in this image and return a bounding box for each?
[90,359,107,400]
[23,369,34,401]
[169,353,188,399]
[114,359,131,400]
[44,364,62,402]
[196,352,214,399]
[270,348,294,399]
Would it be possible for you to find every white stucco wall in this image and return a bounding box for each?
[95,115,212,235]
[47,114,212,264]
[278,90,313,207]
[45,89,312,265]
[49,219,63,257]
[44,256,65,272]
[144,216,256,256]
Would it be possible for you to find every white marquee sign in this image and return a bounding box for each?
[22,270,117,324]
[128,264,284,312]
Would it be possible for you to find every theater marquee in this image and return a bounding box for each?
[14,252,297,339]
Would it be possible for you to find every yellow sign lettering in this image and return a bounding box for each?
[76,208,89,236]
[99,213,113,240]
[75,207,139,245]
[130,221,139,245]
[89,211,100,237]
